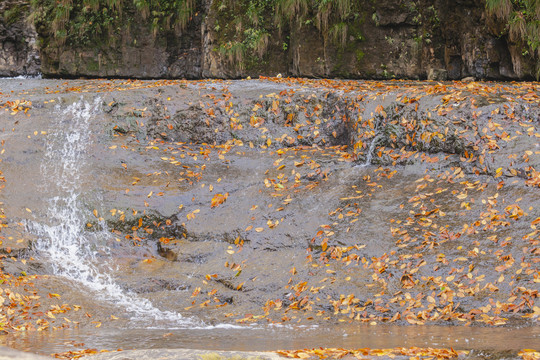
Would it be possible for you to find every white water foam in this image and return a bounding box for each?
[356,115,384,167]
[2,74,42,80]
[30,98,199,327]
[362,132,383,167]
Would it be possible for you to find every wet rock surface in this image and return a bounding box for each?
[0,346,51,359]
[0,78,538,357]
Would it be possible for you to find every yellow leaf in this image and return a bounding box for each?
[211,193,229,208]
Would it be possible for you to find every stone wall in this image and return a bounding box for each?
[0,0,536,80]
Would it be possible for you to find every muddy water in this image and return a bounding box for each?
[2,324,539,355]
[0,78,539,356]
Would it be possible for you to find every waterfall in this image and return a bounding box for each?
[363,133,383,166]
[30,98,196,327]
[357,115,384,167]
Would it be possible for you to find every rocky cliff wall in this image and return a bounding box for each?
[0,0,537,80]
[0,0,40,77]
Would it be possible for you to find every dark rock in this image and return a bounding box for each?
[1,0,537,80]
[0,0,40,77]
[427,68,448,81]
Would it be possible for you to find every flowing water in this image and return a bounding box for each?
[29,98,197,328]
[362,132,383,167]
[3,323,539,355]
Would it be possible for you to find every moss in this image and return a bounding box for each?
[331,47,346,75]
[3,6,25,25]
[328,11,366,75]
[87,59,100,72]
[355,49,365,63]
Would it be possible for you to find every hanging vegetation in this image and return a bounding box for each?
[213,0,366,70]
[485,0,540,78]
[30,0,195,46]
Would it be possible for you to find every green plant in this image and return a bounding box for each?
[328,21,348,47]
[133,0,194,36]
[30,0,195,47]
[274,0,310,25]
[380,63,393,79]
[213,0,274,69]
[274,0,364,47]
[315,0,351,35]
[3,6,25,25]
[428,6,439,25]
[486,0,540,78]
[371,12,379,26]
[274,0,366,73]
[355,49,364,63]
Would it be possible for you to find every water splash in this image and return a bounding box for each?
[31,98,198,327]
[362,133,383,167]
[2,74,42,80]
[357,115,384,167]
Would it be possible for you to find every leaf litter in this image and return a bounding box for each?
[0,77,538,359]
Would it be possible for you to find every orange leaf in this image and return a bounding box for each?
[211,193,229,208]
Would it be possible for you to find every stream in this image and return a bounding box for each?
[3,324,539,354]
[0,78,538,357]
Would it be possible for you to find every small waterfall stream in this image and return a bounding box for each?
[30,98,195,327]
[357,115,384,167]
[363,132,383,166]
